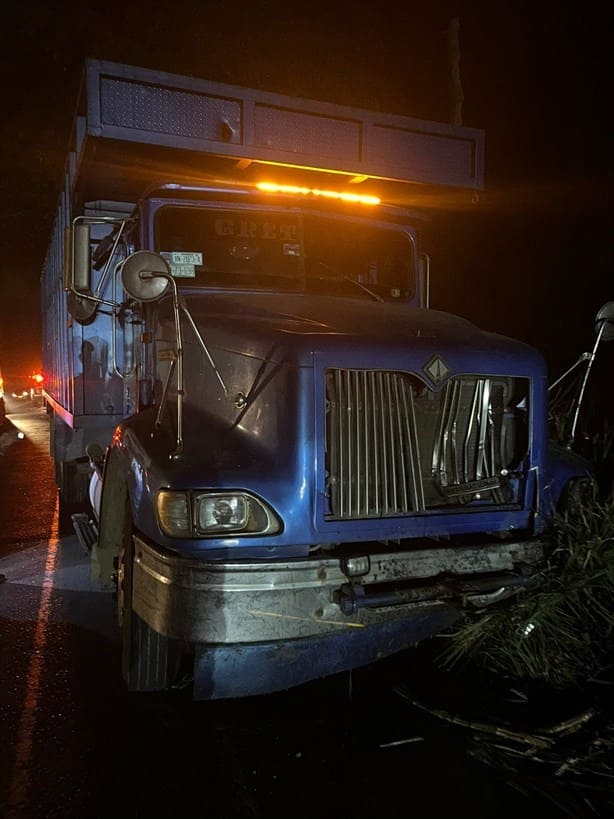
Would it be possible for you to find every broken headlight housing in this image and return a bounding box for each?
[157,490,281,538]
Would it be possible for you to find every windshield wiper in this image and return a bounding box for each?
[314,260,383,303]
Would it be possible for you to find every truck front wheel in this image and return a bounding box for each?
[57,459,90,531]
[118,509,184,692]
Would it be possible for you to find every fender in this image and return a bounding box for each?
[545,441,596,515]
[91,445,131,587]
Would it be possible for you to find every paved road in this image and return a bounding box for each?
[0,399,600,818]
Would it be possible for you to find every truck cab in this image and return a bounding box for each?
[41,59,597,699]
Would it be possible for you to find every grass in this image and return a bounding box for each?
[440,499,614,688]
[441,415,614,688]
[425,480,614,816]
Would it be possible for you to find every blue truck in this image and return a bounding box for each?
[41,59,599,699]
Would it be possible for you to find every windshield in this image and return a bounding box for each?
[154,206,414,301]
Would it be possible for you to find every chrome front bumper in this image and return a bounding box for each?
[132,535,545,644]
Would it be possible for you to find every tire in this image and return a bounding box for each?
[57,459,90,533]
[57,459,89,506]
[118,508,183,692]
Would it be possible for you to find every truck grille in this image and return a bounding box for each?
[325,369,528,520]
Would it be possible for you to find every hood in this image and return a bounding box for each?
[178,292,546,379]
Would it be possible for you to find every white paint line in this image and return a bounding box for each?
[6,497,60,816]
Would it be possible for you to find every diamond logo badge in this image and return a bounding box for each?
[423,354,450,385]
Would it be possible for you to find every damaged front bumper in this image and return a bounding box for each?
[130,535,545,698]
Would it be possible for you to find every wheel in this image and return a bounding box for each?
[57,459,89,505]
[57,459,90,533]
[118,507,183,692]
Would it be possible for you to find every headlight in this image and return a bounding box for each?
[156,490,280,537]
[195,491,280,536]
[157,491,191,537]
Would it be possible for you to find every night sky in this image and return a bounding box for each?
[0,1,611,426]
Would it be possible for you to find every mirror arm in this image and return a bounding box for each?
[179,300,229,396]
[141,271,184,458]
[94,221,127,299]
[548,352,592,392]
[155,356,176,433]
[567,321,606,448]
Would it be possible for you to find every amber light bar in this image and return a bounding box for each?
[256,182,380,206]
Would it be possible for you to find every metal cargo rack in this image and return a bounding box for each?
[64,58,484,208]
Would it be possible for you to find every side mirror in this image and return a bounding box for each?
[64,223,92,293]
[65,223,98,324]
[595,302,614,342]
[67,292,98,325]
[121,251,171,302]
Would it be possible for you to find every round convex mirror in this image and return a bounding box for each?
[121,251,171,302]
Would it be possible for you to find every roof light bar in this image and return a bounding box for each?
[257,182,380,206]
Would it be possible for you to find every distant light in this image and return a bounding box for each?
[257,182,380,206]
[31,373,44,384]
[17,432,25,440]
[522,622,535,637]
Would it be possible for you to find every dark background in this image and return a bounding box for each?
[0,0,611,427]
